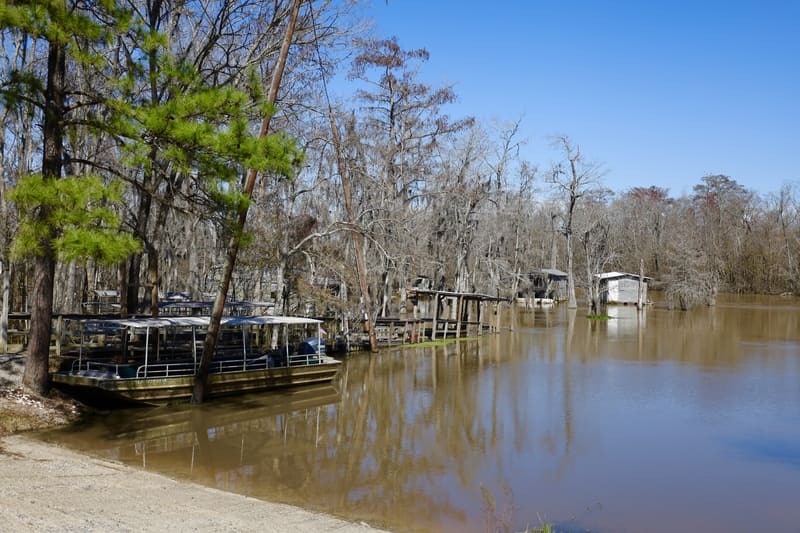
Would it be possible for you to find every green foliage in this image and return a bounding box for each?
[525,526,556,533]
[480,482,558,533]
[4,0,300,261]
[1,1,133,109]
[9,175,141,265]
[107,48,302,223]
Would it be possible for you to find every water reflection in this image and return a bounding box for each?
[43,295,800,533]
[47,385,342,485]
[726,436,800,470]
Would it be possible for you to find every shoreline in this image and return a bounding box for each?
[1,353,388,532]
[0,434,387,532]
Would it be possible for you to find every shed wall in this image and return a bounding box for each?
[603,277,648,304]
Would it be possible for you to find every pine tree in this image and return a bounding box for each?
[1,0,137,394]
[104,2,303,317]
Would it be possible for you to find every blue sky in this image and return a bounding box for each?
[356,0,799,196]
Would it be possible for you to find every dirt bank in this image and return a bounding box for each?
[0,353,85,437]
[0,354,387,532]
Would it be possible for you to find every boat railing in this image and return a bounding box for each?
[135,361,197,378]
[71,359,125,377]
[132,352,324,378]
[70,350,326,379]
[287,353,322,366]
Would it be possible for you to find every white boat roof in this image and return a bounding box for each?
[82,315,321,330]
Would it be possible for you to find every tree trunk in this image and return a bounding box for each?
[126,162,157,315]
[328,120,377,350]
[0,259,10,353]
[147,243,159,316]
[0,131,7,351]
[565,231,577,309]
[24,252,56,393]
[62,261,79,313]
[147,199,170,316]
[550,213,559,270]
[23,37,66,395]
[192,0,302,403]
[117,261,129,317]
[186,218,201,300]
[125,251,142,314]
[584,237,596,314]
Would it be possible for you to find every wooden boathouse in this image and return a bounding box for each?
[407,288,507,342]
[521,268,568,302]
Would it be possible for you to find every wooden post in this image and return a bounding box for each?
[455,295,463,338]
[431,292,439,341]
[637,259,645,310]
[0,260,8,354]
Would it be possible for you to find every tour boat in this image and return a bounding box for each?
[50,315,341,406]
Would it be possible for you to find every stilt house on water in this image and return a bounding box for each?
[596,272,650,304]
[519,268,568,303]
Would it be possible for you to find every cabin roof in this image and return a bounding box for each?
[407,288,507,301]
[533,268,567,277]
[596,271,652,281]
[159,300,275,310]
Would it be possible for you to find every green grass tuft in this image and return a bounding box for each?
[412,337,479,347]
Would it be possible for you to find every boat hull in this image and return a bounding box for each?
[51,362,341,406]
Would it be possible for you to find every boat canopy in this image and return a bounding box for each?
[75,315,324,370]
[80,315,322,331]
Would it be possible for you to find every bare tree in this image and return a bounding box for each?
[546,136,604,309]
[691,174,754,298]
[613,186,672,276]
[660,196,716,309]
[766,183,799,293]
[577,195,613,314]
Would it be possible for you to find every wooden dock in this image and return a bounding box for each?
[360,289,508,348]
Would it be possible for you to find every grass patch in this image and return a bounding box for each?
[523,526,556,533]
[480,482,558,533]
[411,336,479,348]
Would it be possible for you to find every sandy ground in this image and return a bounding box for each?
[0,354,388,532]
[0,435,385,532]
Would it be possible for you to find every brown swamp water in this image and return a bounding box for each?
[41,294,800,532]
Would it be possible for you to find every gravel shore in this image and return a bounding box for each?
[0,353,387,532]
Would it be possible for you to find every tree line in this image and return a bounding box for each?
[2,1,799,394]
